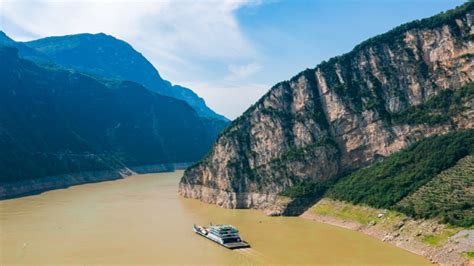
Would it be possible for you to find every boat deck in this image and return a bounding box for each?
[221,241,250,249]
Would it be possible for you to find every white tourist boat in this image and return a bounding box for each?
[193,224,250,249]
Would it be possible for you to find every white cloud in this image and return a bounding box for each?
[1,0,256,59]
[227,62,262,80]
[0,0,269,118]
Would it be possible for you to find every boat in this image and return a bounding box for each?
[193,224,250,249]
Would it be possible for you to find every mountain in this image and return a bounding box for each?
[0,31,48,61]
[0,46,220,198]
[179,2,474,216]
[2,32,228,122]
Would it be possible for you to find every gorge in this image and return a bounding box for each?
[1,1,473,265]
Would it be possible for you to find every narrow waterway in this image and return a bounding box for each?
[0,171,429,265]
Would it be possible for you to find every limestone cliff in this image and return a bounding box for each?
[179,3,474,214]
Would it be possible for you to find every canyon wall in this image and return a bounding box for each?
[179,4,474,214]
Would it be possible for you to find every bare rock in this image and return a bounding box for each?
[394,222,405,230]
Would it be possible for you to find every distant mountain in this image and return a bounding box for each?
[0,31,228,121]
[0,31,48,61]
[0,46,221,197]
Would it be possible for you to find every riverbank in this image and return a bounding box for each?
[0,162,193,200]
[301,198,473,266]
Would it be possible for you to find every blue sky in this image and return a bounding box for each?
[0,0,465,118]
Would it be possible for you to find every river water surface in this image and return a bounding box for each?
[0,171,429,265]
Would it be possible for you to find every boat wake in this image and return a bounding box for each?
[235,248,273,264]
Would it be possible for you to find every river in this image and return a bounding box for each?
[0,171,429,265]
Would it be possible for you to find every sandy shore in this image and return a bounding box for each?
[300,199,473,266]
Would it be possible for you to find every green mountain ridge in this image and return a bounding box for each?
[0,46,221,196]
[0,31,228,122]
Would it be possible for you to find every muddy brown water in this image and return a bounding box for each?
[0,171,429,265]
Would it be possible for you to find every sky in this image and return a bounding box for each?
[0,0,466,119]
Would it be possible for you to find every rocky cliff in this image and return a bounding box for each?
[179,3,474,214]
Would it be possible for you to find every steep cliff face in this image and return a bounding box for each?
[179,3,474,214]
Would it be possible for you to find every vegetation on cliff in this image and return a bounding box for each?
[283,129,474,227]
[314,1,473,113]
[267,81,474,208]
[392,83,474,125]
[326,129,474,227]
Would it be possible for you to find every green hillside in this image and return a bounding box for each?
[396,156,474,227]
[0,46,219,185]
[326,129,474,226]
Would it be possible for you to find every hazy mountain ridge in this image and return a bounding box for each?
[0,46,220,198]
[179,2,474,217]
[0,31,228,122]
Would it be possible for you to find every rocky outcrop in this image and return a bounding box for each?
[179,3,474,213]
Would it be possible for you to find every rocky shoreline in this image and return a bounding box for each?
[0,162,193,200]
[301,199,473,266]
[178,183,291,211]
